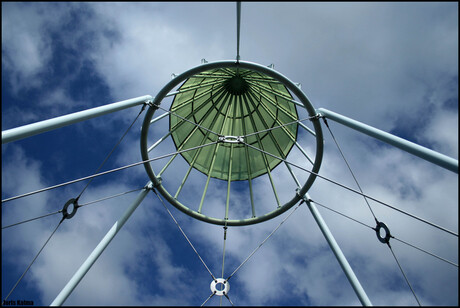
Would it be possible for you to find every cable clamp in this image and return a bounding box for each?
[295,188,303,199]
[309,113,323,121]
[152,176,162,188]
[218,135,244,144]
[144,181,156,191]
[145,99,160,110]
[296,189,313,205]
[296,188,307,200]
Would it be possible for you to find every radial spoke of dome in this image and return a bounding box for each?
[246,79,299,122]
[174,160,197,199]
[226,144,234,220]
[294,140,315,165]
[246,90,302,189]
[169,81,223,114]
[149,110,170,125]
[243,76,284,84]
[198,144,219,213]
[245,78,297,104]
[298,120,316,137]
[221,67,238,76]
[173,91,234,199]
[246,80,310,130]
[224,94,240,220]
[197,92,235,213]
[247,86,297,138]
[171,79,227,97]
[247,79,317,139]
[246,89,315,166]
[157,88,231,177]
[191,73,231,79]
[240,119,317,160]
[202,67,235,77]
[166,98,224,139]
[243,92,281,206]
[237,68,255,78]
[169,82,228,133]
[243,116,315,139]
[242,118,314,165]
[148,131,173,153]
[195,92,237,213]
[238,95,256,217]
[156,133,206,179]
[148,111,191,153]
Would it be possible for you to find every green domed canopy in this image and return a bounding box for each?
[169,66,299,181]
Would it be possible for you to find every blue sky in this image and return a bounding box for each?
[2,2,458,306]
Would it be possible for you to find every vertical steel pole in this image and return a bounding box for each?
[2,95,153,144]
[50,182,153,306]
[236,2,241,61]
[317,108,458,173]
[303,193,372,306]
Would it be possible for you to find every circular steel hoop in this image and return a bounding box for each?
[140,60,324,226]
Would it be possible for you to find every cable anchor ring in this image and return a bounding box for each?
[210,278,230,296]
[375,221,391,244]
[62,198,79,219]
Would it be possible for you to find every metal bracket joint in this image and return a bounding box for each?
[218,135,244,144]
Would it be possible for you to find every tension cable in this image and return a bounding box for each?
[2,141,219,204]
[152,188,216,281]
[226,200,304,282]
[322,117,378,224]
[311,198,457,267]
[241,140,458,237]
[2,217,64,304]
[75,103,148,201]
[2,188,143,230]
[323,117,422,305]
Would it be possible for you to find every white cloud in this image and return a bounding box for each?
[2,4,51,91]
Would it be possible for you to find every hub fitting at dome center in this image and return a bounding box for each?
[224,75,249,95]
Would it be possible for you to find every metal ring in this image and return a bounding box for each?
[62,198,78,219]
[210,278,230,296]
[375,221,391,244]
[140,60,324,226]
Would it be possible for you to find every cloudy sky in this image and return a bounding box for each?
[2,2,458,306]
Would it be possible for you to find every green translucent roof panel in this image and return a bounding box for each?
[169,67,298,181]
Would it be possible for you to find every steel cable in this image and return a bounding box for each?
[2,141,219,204]
[2,218,63,303]
[323,118,379,223]
[2,210,62,229]
[152,188,217,281]
[311,199,458,268]
[388,243,422,306]
[75,104,147,201]
[241,141,458,237]
[2,188,144,230]
[226,200,303,281]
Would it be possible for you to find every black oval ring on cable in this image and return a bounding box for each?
[62,198,78,219]
[376,221,391,244]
